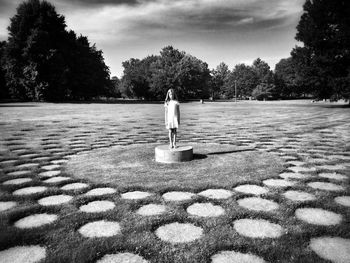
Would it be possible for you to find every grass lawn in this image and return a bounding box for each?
[0,100,349,263]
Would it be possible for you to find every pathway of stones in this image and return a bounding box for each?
[0,105,349,262]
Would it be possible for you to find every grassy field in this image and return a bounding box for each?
[0,100,349,263]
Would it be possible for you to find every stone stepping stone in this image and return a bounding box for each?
[187,203,225,217]
[38,171,61,177]
[308,158,329,164]
[310,236,350,263]
[85,187,116,196]
[0,160,17,166]
[3,178,32,185]
[263,179,296,188]
[6,170,32,176]
[0,245,46,263]
[155,222,203,243]
[121,191,152,200]
[43,176,71,184]
[283,190,316,202]
[233,219,283,238]
[136,204,167,216]
[14,213,58,228]
[96,253,148,263]
[51,159,68,164]
[334,196,350,207]
[38,195,73,206]
[32,157,50,162]
[198,189,233,199]
[13,186,48,196]
[237,197,279,212]
[308,182,345,192]
[162,191,195,201]
[78,220,121,238]
[41,164,60,171]
[318,173,348,181]
[19,153,39,159]
[279,172,310,180]
[211,251,266,263]
[287,161,305,166]
[0,201,17,212]
[295,208,342,226]
[234,184,268,195]
[317,164,347,171]
[61,183,89,191]
[79,200,115,213]
[288,166,316,173]
[280,156,298,160]
[14,163,39,170]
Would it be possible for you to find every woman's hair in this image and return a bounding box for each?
[164,88,178,102]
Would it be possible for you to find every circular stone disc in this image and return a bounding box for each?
[79,201,115,213]
[85,187,116,196]
[279,172,310,180]
[155,222,203,243]
[288,166,316,173]
[295,208,342,226]
[237,197,279,212]
[38,195,73,206]
[233,219,283,238]
[38,171,61,177]
[14,214,58,228]
[310,236,350,263]
[41,164,60,170]
[0,201,17,212]
[162,191,195,201]
[234,185,268,195]
[61,183,89,190]
[318,173,348,181]
[121,191,152,200]
[6,171,31,176]
[0,245,46,263]
[43,176,70,184]
[96,253,148,263]
[13,186,47,196]
[78,220,121,238]
[334,196,350,207]
[263,179,295,188]
[198,189,233,199]
[211,251,266,263]
[307,182,345,191]
[3,178,32,185]
[136,204,167,216]
[187,202,225,217]
[283,191,316,202]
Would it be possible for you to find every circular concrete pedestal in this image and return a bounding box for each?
[155,145,193,163]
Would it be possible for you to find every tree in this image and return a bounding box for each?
[252,83,274,101]
[226,64,257,98]
[293,0,350,100]
[210,62,230,99]
[0,41,9,100]
[3,0,111,101]
[274,57,298,98]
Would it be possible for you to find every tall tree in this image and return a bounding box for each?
[210,62,230,99]
[227,64,257,98]
[3,0,111,101]
[0,41,9,100]
[293,0,350,100]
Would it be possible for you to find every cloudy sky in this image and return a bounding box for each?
[0,0,305,77]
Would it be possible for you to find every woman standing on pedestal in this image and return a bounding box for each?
[164,89,180,149]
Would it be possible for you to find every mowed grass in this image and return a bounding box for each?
[0,100,349,263]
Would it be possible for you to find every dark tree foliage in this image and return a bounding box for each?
[226,64,257,98]
[0,41,9,100]
[210,62,230,99]
[274,57,299,98]
[121,46,210,100]
[293,0,350,100]
[2,0,111,101]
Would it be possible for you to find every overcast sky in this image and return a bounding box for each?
[0,0,305,77]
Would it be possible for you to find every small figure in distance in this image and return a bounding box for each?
[164,88,180,149]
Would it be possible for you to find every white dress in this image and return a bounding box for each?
[165,100,180,129]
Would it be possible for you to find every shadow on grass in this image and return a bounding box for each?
[193,153,207,160]
[207,148,253,155]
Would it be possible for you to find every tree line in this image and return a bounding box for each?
[0,0,349,102]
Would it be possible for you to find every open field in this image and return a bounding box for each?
[0,100,349,263]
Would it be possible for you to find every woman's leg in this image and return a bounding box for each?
[168,129,173,148]
[173,129,177,148]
